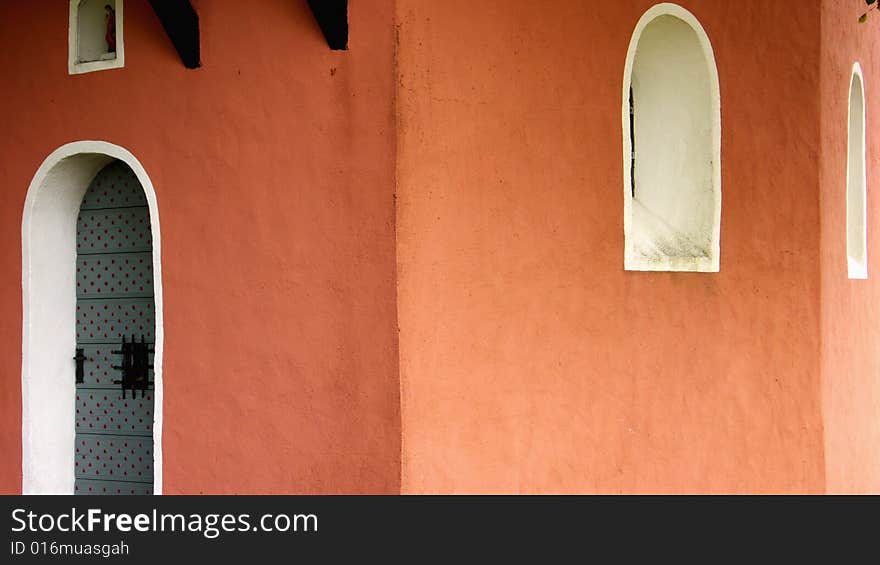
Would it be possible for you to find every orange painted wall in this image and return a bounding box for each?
[819,1,880,493]
[0,0,400,493]
[395,0,826,493]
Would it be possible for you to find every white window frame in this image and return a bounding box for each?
[68,0,125,75]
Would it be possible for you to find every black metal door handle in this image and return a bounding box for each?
[73,348,86,384]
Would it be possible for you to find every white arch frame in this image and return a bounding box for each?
[21,141,164,494]
[846,62,868,280]
[622,2,722,272]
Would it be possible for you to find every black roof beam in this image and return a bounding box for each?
[307,0,348,50]
[149,0,201,69]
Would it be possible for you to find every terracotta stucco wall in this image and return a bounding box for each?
[0,0,400,494]
[395,0,825,493]
[820,1,880,493]
[5,0,872,496]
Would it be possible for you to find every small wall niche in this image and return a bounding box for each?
[69,0,124,75]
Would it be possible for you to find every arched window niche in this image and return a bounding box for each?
[847,63,868,279]
[622,3,721,272]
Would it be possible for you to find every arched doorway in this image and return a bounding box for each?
[21,141,164,494]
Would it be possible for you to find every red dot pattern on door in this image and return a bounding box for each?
[75,435,153,483]
[78,162,148,210]
[74,480,153,496]
[77,252,154,298]
[76,207,152,254]
[76,298,155,344]
[75,392,154,434]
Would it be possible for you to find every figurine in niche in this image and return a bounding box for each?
[104,4,116,53]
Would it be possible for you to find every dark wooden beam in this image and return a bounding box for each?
[307,0,348,50]
[149,0,201,69]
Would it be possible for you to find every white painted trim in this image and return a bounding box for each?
[622,3,722,272]
[68,1,125,75]
[846,62,868,280]
[22,141,164,494]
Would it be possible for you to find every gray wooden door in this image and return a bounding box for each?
[74,161,155,495]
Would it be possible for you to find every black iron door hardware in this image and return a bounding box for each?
[74,348,86,384]
[112,335,154,399]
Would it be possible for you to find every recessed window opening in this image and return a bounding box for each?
[847,64,868,279]
[623,4,721,272]
[69,0,124,74]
